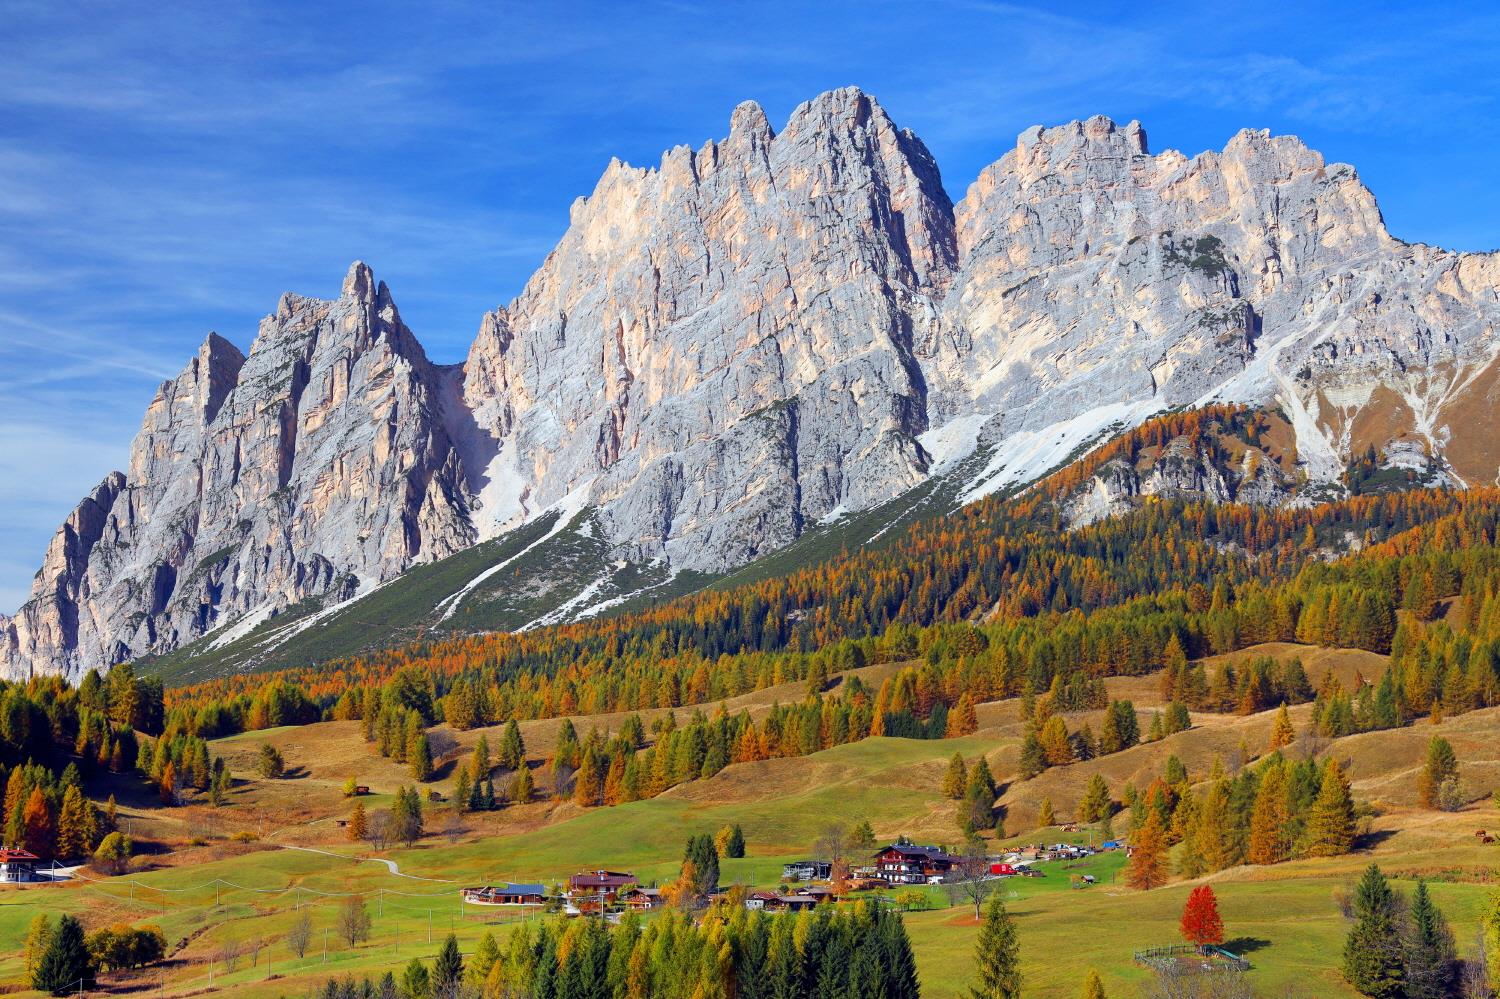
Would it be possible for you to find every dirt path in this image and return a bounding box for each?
[279,844,455,883]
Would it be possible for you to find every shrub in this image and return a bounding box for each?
[257,743,285,779]
[92,832,133,876]
[1436,777,1467,813]
[86,925,167,971]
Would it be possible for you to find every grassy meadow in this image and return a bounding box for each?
[4,644,1499,998]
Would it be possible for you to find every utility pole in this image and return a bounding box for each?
[428,909,433,943]
[323,927,329,963]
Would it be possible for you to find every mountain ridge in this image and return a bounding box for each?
[5,87,1499,681]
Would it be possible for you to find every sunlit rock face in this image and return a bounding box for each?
[6,92,1498,680]
[2,264,475,679]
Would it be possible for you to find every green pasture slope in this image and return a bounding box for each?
[5,729,1498,997]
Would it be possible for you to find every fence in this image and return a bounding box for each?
[1133,944,1251,972]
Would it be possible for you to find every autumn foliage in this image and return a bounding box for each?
[1180,885,1226,948]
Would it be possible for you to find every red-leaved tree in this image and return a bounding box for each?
[1179,884,1226,949]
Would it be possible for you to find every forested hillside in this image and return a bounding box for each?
[102,407,1498,816]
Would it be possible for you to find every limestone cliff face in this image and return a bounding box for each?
[461,87,955,569]
[5,92,1499,680]
[1,264,474,679]
[935,116,1500,491]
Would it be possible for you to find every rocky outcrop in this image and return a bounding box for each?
[6,93,1499,680]
[1062,427,1298,528]
[2,264,474,679]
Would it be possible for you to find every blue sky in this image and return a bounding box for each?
[3,0,1498,610]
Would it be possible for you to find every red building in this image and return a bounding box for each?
[0,848,40,883]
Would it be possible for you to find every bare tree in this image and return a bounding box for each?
[367,810,393,851]
[245,936,264,968]
[437,811,465,845]
[1332,883,1355,920]
[286,910,312,959]
[1144,965,1254,999]
[550,763,575,800]
[814,823,848,866]
[1201,970,1255,999]
[427,729,459,766]
[219,941,241,974]
[338,895,372,947]
[950,838,996,919]
[1294,727,1328,762]
[1461,928,1494,999]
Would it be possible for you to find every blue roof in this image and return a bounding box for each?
[504,883,546,895]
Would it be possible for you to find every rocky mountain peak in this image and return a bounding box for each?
[1016,114,1149,157]
[728,99,773,145]
[341,259,376,302]
[7,92,1500,682]
[194,332,247,424]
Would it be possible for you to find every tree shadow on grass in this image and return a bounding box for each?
[1356,828,1398,851]
[1222,936,1271,955]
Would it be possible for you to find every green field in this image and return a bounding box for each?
[6,696,1500,997]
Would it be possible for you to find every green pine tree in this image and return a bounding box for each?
[466,932,499,988]
[400,958,430,999]
[1417,736,1458,809]
[943,753,968,799]
[431,934,463,995]
[1403,880,1455,999]
[1079,773,1111,823]
[454,769,472,813]
[33,915,93,995]
[1018,732,1046,779]
[499,720,526,771]
[1482,886,1500,995]
[1342,864,1405,998]
[410,734,433,781]
[969,891,1021,999]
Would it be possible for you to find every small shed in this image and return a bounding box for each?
[462,883,547,906]
[773,895,819,912]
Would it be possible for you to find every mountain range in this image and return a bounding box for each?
[5,86,1498,682]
